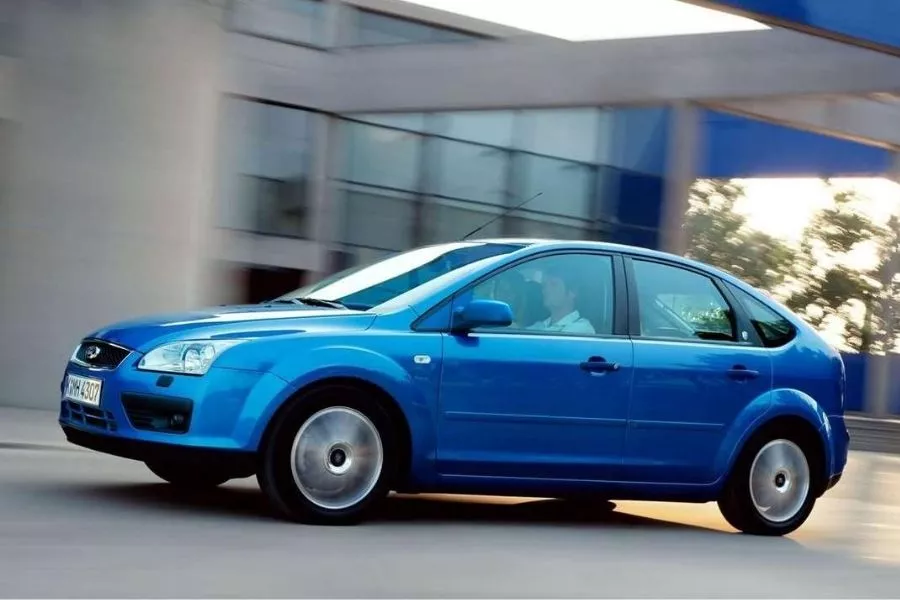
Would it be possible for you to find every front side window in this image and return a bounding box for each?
[465,253,615,336]
[279,242,524,310]
[632,259,736,342]
[730,286,796,348]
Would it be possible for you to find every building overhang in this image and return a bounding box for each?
[685,0,900,58]
[708,94,900,150]
[226,28,900,114]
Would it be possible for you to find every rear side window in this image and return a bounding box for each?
[631,259,736,342]
[730,286,796,348]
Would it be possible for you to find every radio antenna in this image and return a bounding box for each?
[460,192,543,240]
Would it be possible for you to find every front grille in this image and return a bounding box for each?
[121,393,193,434]
[61,400,118,432]
[72,340,131,370]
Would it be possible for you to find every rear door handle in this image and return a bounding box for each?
[727,365,759,380]
[580,357,619,373]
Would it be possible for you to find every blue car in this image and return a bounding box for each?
[59,239,849,535]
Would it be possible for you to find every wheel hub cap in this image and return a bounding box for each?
[749,439,810,523]
[325,443,352,475]
[290,406,384,511]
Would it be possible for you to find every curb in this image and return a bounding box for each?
[0,441,79,452]
[847,418,900,454]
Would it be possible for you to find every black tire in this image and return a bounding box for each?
[718,431,819,536]
[257,383,397,525]
[145,460,231,489]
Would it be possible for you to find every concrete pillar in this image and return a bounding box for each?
[0,0,226,408]
[323,0,350,48]
[865,150,900,417]
[848,151,900,552]
[291,1,344,279]
[660,101,701,256]
[305,112,342,278]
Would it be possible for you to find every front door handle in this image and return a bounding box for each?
[580,357,619,373]
[727,365,759,380]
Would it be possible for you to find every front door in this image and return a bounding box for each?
[436,251,633,482]
[623,257,774,484]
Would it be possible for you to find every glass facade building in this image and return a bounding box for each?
[212,0,896,282]
[230,0,327,47]
[217,98,314,239]
[334,108,671,262]
[229,0,488,49]
[217,99,672,270]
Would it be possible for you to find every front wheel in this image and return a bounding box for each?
[718,437,817,536]
[257,386,396,525]
[145,460,231,489]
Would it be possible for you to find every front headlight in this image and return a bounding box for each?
[137,340,244,376]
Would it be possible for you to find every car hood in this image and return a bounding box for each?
[87,304,377,352]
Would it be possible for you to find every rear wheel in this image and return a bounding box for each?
[257,385,396,525]
[145,460,231,489]
[718,435,817,536]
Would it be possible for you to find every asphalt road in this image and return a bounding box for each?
[3,446,900,598]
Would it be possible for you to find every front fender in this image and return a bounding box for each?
[246,345,438,486]
[713,388,831,485]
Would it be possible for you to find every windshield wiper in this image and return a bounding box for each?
[294,297,349,309]
[264,296,351,309]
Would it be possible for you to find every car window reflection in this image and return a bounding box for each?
[470,253,614,336]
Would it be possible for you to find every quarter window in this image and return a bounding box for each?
[467,253,615,336]
[632,260,736,342]
[730,286,796,348]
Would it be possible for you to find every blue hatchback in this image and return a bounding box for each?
[59,239,849,535]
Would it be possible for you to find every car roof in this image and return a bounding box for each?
[471,237,706,266]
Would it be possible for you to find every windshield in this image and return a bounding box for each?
[278,241,526,310]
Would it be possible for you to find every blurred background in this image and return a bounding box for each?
[0,0,899,424]
[5,2,900,596]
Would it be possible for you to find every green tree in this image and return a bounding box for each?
[684,179,795,293]
[784,186,892,353]
[684,178,900,353]
[855,213,900,353]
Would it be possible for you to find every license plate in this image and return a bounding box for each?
[64,374,103,407]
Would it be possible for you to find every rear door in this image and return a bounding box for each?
[623,256,773,484]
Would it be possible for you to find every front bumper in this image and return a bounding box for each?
[58,358,288,455]
[824,414,850,492]
[61,425,256,476]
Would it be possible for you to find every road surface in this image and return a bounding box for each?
[3,440,900,597]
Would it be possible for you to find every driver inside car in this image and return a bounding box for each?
[527,266,595,334]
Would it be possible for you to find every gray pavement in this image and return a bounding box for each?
[0,407,69,450]
[2,411,900,596]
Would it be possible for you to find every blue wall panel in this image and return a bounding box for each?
[841,353,900,415]
[607,169,663,249]
[707,0,900,52]
[700,110,892,178]
[841,353,867,412]
[607,106,671,177]
[599,106,670,249]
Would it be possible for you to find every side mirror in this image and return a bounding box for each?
[451,299,513,333]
